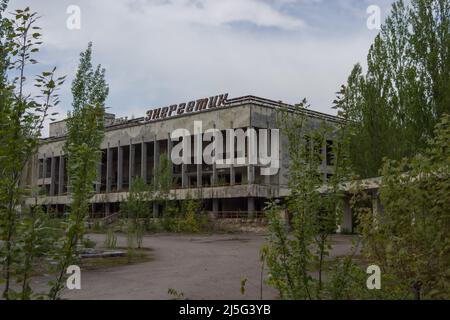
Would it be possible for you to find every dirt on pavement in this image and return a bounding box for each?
[27,233,357,300]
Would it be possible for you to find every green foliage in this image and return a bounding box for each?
[82,237,96,249]
[121,177,150,220]
[240,278,247,296]
[91,219,104,232]
[0,6,64,299]
[104,227,117,249]
[176,191,207,233]
[359,115,450,299]
[119,157,207,234]
[48,42,108,300]
[167,288,185,300]
[10,204,60,300]
[263,100,351,300]
[336,0,450,178]
[120,177,150,247]
[326,256,410,300]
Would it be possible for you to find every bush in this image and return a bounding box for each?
[82,237,96,249]
[104,228,117,249]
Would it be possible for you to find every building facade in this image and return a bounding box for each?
[21,95,340,219]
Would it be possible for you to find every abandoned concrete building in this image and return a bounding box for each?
[21,94,342,220]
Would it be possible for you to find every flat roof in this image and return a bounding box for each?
[43,95,341,142]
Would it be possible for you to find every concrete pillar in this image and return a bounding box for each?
[59,155,65,195]
[211,164,217,186]
[342,196,352,233]
[247,165,255,184]
[49,155,56,196]
[141,140,147,184]
[129,140,135,187]
[322,139,328,183]
[167,133,173,188]
[95,159,101,194]
[372,192,382,229]
[230,166,235,186]
[247,127,255,185]
[106,145,112,193]
[264,122,271,185]
[105,202,110,218]
[182,164,188,188]
[181,135,187,188]
[248,197,255,218]
[31,154,37,192]
[153,135,159,184]
[229,122,235,186]
[152,202,159,218]
[210,124,217,186]
[117,143,123,191]
[212,198,219,218]
[42,155,48,195]
[196,133,202,188]
[42,155,46,180]
[197,165,202,188]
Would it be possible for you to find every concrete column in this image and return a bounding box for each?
[230,165,235,186]
[95,159,101,194]
[247,127,255,185]
[153,135,159,184]
[212,198,219,218]
[42,155,46,180]
[181,134,187,188]
[211,164,217,186]
[182,164,188,188]
[229,122,235,186]
[152,202,159,218]
[49,155,56,196]
[197,164,202,188]
[264,122,271,185]
[372,192,382,230]
[105,202,110,218]
[248,197,255,219]
[117,143,123,191]
[42,155,48,195]
[342,196,352,233]
[167,133,173,187]
[209,124,217,186]
[196,133,202,187]
[247,164,255,184]
[106,145,112,193]
[58,155,65,195]
[141,140,147,184]
[129,140,135,187]
[31,154,37,192]
[322,139,328,183]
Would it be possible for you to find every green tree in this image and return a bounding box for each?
[0,7,64,299]
[120,177,150,248]
[48,42,108,300]
[264,100,351,299]
[153,153,179,231]
[359,115,450,299]
[178,190,206,233]
[337,0,450,178]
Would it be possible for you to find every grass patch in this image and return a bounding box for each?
[81,248,153,271]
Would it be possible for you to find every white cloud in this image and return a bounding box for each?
[6,0,392,137]
[125,0,305,30]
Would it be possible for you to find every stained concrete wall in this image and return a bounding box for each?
[23,98,340,215]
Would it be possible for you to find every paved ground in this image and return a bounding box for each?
[28,233,357,300]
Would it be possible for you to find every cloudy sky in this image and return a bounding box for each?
[8,0,395,135]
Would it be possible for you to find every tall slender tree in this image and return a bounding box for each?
[48,42,108,300]
[0,7,64,299]
[336,0,450,178]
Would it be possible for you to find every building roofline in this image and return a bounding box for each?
[41,94,341,143]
